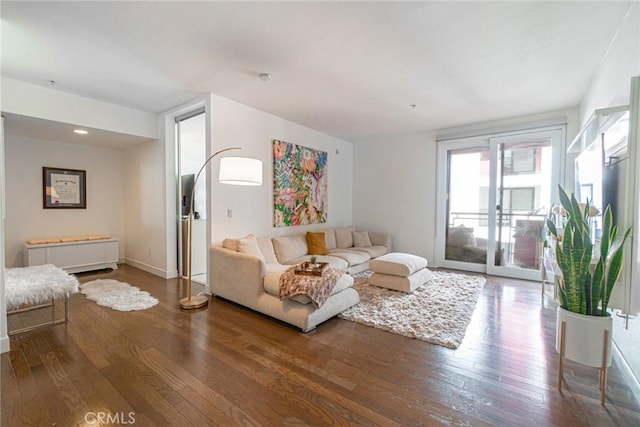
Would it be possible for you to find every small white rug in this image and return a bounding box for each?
[339,270,485,349]
[80,279,158,312]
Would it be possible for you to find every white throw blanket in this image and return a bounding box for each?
[6,264,79,310]
[279,267,346,308]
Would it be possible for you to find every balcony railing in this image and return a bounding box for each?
[447,211,547,268]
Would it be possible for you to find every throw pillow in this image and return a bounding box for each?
[222,237,240,251]
[335,227,354,249]
[256,236,278,264]
[237,234,265,261]
[306,232,329,255]
[272,235,309,263]
[352,231,372,248]
[322,229,337,250]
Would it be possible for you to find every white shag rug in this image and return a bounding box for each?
[6,264,79,310]
[339,270,485,349]
[80,279,158,312]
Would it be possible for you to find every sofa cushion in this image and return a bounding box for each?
[328,249,370,266]
[257,237,278,263]
[285,255,349,270]
[370,268,433,293]
[272,234,308,263]
[306,232,329,255]
[335,227,354,249]
[237,234,265,261]
[352,245,388,259]
[26,237,63,245]
[322,228,337,250]
[352,231,372,248]
[369,252,428,277]
[263,270,354,304]
[265,263,290,274]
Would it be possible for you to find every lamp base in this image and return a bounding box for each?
[180,295,209,310]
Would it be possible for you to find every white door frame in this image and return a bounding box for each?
[486,128,565,280]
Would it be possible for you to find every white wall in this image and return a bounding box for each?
[122,137,172,278]
[208,95,353,243]
[1,117,9,353]
[577,2,640,383]
[353,132,437,261]
[3,135,125,267]
[579,2,640,125]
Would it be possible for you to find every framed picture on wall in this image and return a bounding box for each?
[272,139,328,227]
[43,167,87,209]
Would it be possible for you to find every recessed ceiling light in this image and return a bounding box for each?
[74,129,88,135]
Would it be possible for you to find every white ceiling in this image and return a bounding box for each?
[1,1,634,144]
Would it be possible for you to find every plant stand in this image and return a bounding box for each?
[557,319,611,406]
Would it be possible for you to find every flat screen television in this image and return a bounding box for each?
[181,174,195,217]
[603,157,627,227]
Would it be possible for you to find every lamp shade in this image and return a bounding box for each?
[219,156,262,186]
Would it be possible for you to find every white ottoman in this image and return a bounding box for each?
[369,252,432,292]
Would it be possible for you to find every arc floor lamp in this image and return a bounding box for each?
[181,147,263,310]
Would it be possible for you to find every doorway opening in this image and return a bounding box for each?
[176,109,207,284]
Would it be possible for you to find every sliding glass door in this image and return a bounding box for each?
[488,130,563,279]
[436,128,564,280]
[443,145,493,270]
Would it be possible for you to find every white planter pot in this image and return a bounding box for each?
[556,306,612,368]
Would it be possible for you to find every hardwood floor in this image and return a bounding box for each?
[2,264,639,426]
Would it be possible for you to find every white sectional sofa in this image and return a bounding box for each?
[210,227,391,331]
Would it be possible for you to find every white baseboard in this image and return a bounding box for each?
[123,258,178,279]
[1,335,10,353]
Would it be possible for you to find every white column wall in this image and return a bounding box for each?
[353,132,437,261]
[122,135,172,278]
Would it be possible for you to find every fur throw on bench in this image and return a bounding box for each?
[6,264,79,310]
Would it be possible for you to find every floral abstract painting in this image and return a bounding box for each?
[273,139,328,227]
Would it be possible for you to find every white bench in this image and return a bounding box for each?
[6,264,79,335]
[24,236,119,273]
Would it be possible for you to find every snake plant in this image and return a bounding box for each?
[546,186,631,316]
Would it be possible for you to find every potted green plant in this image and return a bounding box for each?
[546,186,631,369]
[513,219,544,268]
